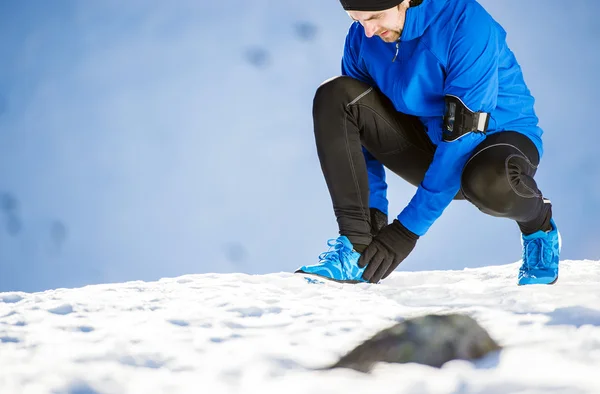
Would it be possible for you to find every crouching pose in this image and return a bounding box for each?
[296,0,560,285]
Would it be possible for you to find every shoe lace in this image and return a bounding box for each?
[524,237,552,269]
[318,238,345,264]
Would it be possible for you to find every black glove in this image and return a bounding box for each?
[359,219,419,283]
[370,208,388,237]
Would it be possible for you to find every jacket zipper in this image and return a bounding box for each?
[392,40,400,62]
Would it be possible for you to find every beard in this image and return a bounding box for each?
[377,29,401,43]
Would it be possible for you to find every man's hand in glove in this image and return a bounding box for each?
[370,208,388,237]
[359,219,419,283]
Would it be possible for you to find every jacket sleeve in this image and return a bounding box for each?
[341,23,389,215]
[341,23,374,86]
[397,6,501,236]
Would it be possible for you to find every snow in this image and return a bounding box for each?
[1,260,600,393]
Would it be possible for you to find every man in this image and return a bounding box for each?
[295,0,561,285]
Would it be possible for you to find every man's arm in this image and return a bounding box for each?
[341,23,374,85]
[397,5,502,236]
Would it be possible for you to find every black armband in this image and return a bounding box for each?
[443,95,490,142]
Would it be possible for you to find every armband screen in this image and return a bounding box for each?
[443,95,489,142]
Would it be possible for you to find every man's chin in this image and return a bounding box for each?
[379,32,400,43]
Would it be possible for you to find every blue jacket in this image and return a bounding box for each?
[341,0,543,236]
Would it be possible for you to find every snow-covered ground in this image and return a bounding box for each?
[1,260,599,394]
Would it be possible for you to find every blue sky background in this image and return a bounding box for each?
[1,0,599,292]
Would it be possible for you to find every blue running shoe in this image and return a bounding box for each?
[518,218,561,285]
[295,236,367,283]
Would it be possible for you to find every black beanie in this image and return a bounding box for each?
[340,0,404,11]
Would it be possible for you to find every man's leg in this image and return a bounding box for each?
[312,76,436,247]
[460,131,560,285]
[460,131,552,233]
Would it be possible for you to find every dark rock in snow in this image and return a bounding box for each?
[327,313,501,372]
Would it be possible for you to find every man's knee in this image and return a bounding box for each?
[313,76,369,113]
[461,154,513,216]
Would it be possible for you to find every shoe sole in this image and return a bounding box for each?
[517,276,558,286]
[294,270,366,284]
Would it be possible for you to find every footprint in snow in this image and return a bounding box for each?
[48,304,74,315]
[167,319,189,327]
[227,306,282,318]
[1,294,24,304]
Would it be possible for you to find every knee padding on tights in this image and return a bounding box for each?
[461,150,516,217]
